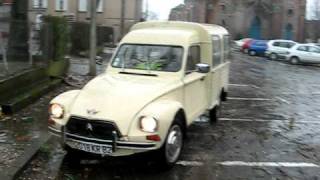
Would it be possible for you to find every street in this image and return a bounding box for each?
[17,51,320,180]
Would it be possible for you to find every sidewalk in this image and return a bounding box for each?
[0,54,111,179]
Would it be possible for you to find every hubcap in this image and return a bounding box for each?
[165,125,183,163]
[271,54,277,60]
[292,58,298,64]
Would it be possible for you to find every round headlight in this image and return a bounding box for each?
[140,116,158,133]
[49,104,64,119]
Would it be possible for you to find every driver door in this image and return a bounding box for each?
[183,45,208,123]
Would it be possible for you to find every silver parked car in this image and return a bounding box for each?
[285,44,320,65]
[265,40,297,60]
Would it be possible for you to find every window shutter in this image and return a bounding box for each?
[63,0,68,11]
[78,0,87,12]
[33,0,40,8]
[42,0,48,8]
[55,0,60,10]
[97,0,103,12]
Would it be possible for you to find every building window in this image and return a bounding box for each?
[220,4,226,12]
[78,0,87,12]
[287,9,294,16]
[55,0,68,11]
[82,0,103,13]
[33,0,48,9]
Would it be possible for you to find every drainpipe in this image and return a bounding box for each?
[89,0,97,76]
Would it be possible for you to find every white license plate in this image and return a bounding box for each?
[67,140,113,155]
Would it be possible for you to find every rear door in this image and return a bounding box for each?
[296,46,311,62]
[211,35,223,107]
[308,46,320,63]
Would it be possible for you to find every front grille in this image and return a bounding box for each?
[66,116,120,140]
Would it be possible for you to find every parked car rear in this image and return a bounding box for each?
[248,40,268,56]
[285,44,320,65]
[241,39,253,53]
[265,40,297,60]
[234,38,252,51]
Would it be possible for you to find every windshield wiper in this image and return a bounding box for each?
[119,71,158,77]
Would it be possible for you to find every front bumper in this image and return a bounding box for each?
[49,126,158,156]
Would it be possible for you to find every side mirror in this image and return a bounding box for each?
[196,63,210,73]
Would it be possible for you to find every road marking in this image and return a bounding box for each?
[228,97,272,101]
[228,84,260,89]
[275,96,291,104]
[217,161,319,168]
[176,161,204,167]
[229,84,250,87]
[281,92,320,95]
[219,118,320,124]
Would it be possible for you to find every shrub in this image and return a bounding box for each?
[43,16,70,61]
[70,22,113,55]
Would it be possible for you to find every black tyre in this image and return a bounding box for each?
[63,145,83,165]
[249,50,256,56]
[156,119,184,169]
[290,57,299,65]
[270,53,278,60]
[210,105,220,123]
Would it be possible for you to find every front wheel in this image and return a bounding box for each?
[157,121,184,169]
[249,50,256,56]
[270,53,278,60]
[290,57,299,65]
[210,105,220,123]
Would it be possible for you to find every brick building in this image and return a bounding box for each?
[170,0,306,42]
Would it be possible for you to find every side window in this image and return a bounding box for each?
[212,36,221,67]
[279,42,285,48]
[273,42,280,47]
[287,42,295,48]
[297,46,308,52]
[223,35,230,60]
[186,46,200,72]
[309,47,320,53]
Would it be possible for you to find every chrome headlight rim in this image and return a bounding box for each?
[49,103,65,119]
[139,116,158,133]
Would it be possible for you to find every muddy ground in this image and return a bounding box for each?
[18,52,320,180]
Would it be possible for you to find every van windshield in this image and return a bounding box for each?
[112,44,183,72]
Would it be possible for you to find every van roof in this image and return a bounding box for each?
[121,21,229,46]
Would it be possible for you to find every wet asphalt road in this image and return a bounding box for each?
[57,52,320,180]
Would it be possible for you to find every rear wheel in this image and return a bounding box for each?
[243,48,249,54]
[210,105,220,123]
[249,50,256,56]
[270,53,278,60]
[290,57,299,65]
[157,119,184,169]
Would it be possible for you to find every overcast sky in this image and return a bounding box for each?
[144,0,184,20]
[145,0,315,20]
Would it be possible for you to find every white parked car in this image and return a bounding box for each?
[285,44,320,65]
[48,21,230,168]
[265,40,297,60]
[233,38,251,50]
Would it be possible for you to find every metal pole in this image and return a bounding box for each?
[120,0,125,39]
[89,0,97,76]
